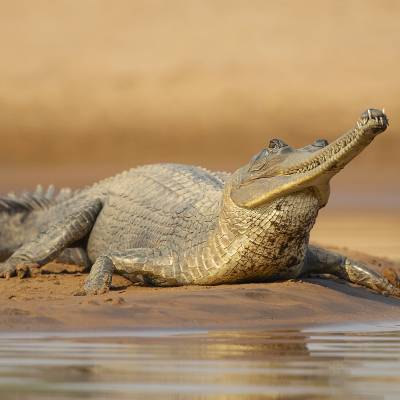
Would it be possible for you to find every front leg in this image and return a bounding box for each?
[0,200,102,278]
[83,248,182,295]
[302,244,400,297]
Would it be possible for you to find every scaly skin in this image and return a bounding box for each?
[0,108,398,297]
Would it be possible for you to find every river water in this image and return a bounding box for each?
[0,323,399,399]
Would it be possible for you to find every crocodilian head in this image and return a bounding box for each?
[231,109,389,209]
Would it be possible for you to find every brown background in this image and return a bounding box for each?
[1,1,399,168]
[0,0,399,256]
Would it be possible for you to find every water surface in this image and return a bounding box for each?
[0,323,400,399]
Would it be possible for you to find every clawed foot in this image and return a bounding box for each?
[382,267,400,288]
[80,256,114,295]
[376,267,400,298]
[0,262,17,279]
[0,262,41,279]
[80,279,110,296]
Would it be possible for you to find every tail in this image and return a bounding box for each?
[0,185,76,214]
[0,185,78,261]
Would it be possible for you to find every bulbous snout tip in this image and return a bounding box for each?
[358,108,389,134]
[360,108,388,122]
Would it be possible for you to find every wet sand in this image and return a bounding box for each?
[0,248,399,332]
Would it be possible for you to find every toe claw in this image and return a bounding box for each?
[0,262,17,279]
[382,267,400,288]
[83,280,110,296]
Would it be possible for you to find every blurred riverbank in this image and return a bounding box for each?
[0,0,400,172]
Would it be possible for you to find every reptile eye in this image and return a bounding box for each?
[252,148,269,163]
[249,148,269,172]
[268,138,288,150]
[314,139,329,147]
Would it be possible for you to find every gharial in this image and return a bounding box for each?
[0,108,398,297]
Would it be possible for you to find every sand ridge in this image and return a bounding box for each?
[1,248,399,332]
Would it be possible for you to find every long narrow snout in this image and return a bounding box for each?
[231,109,388,209]
[284,108,388,177]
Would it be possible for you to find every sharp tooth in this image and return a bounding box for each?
[368,109,372,119]
[382,108,385,114]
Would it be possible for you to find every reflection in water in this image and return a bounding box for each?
[0,324,399,399]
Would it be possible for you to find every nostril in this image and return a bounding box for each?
[361,108,385,120]
[314,139,329,147]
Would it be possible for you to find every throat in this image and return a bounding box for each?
[177,190,320,285]
[208,190,320,282]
